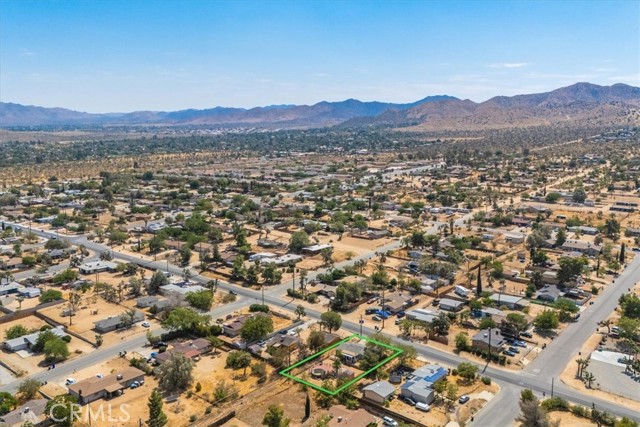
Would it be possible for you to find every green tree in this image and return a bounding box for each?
[545,192,562,203]
[45,395,77,427]
[262,262,283,286]
[43,337,70,362]
[147,388,168,427]
[320,311,342,332]
[557,256,588,285]
[241,315,274,343]
[39,289,63,303]
[17,378,42,401]
[226,350,253,375]
[148,270,169,294]
[289,231,311,253]
[162,307,210,334]
[455,332,470,351]
[307,330,325,351]
[262,404,290,427]
[476,266,482,297]
[5,324,30,340]
[534,310,559,332]
[158,352,195,392]
[456,362,478,383]
[185,290,214,310]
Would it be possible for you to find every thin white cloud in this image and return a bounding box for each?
[608,74,640,83]
[20,49,36,57]
[486,62,529,68]
[313,72,330,78]
[595,67,617,72]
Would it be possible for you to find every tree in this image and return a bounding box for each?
[17,378,41,401]
[226,351,253,375]
[185,290,214,310]
[583,370,596,388]
[516,397,559,427]
[618,317,640,341]
[289,231,311,253]
[129,277,144,296]
[307,330,325,351]
[534,310,559,332]
[502,313,529,336]
[148,235,165,253]
[604,218,621,239]
[241,315,274,343]
[620,293,640,319]
[147,388,168,427]
[231,256,247,281]
[295,304,306,320]
[397,344,417,366]
[304,394,311,420]
[45,395,77,427]
[457,362,478,383]
[476,265,482,297]
[446,383,459,404]
[431,312,451,336]
[320,311,342,332]
[67,291,82,323]
[532,250,549,266]
[479,317,497,330]
[262,262,283,286]
[43,337,70,362]
[572,187,587,203]
[455,332,470,351]
[148,270,169,294]
[0,391,17,415]
[520,389,535,402]
[262,404,290,427]
[162,307,210,334]
[545,192,562,203]
[119,308,139,329]
[620,243,626,263]
[557,256,588,286]
[158,352,195,392]
[39,289,63,303]
[554,297,579,322]
[5,324,30,340]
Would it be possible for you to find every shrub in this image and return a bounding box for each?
[195,382,202,392]
[481,376,491,385]
[541,396,569,411]
[62,335,72,343]
[286,288,303,299]
[570,404,589,418]
[591,285,599,295]
[451,369,458,376]
[249,304,270,313]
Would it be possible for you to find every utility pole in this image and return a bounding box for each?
[359,314,364,337]
[551,377,554,398]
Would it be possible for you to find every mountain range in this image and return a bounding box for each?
[1,83,639,130]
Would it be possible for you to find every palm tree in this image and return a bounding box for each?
[583,371,596,388]
[575,358,587,378]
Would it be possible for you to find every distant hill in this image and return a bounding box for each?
[0,95,457,127]
[346,82,640,130]
[2,83,638,130]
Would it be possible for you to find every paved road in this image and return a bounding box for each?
[0,296,247,393]
[3,220,639,423]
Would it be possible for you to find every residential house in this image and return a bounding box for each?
[536,285,563,303]
[327,405,377,427]
[362,381,396,405]
[472,329,506,353]
[78,261,118,275]
[337,341,366,365]
[3,326,68,352]
[400,364,447,404]
[438,298,465,312]
[559,240,601,257]
[93,311,145,333]
[489,294,529,310]
[68,367,145,404]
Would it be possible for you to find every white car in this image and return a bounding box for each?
[141,321,151,328]
[65,378,76,385]
[382,416,398,427]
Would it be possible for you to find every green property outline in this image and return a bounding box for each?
[279,333,403,395]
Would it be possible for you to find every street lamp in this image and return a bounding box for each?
[359,315,364,337]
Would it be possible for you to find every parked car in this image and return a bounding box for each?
[141,321,151,328]
[458,395,470,404]
[396,311,406,318]
[512,340,527,348]
[508,346,520,354]
[152,341,167,349]
[399,395,416,406]
[382,416,399,427]
[65,378,76,385]
[520,331,533,338]
[372,315,382,321]
[365,308,378,315]
[503,349,516,357]
[416,402,430,412]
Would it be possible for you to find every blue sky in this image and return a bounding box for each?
[1,0,638,112]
